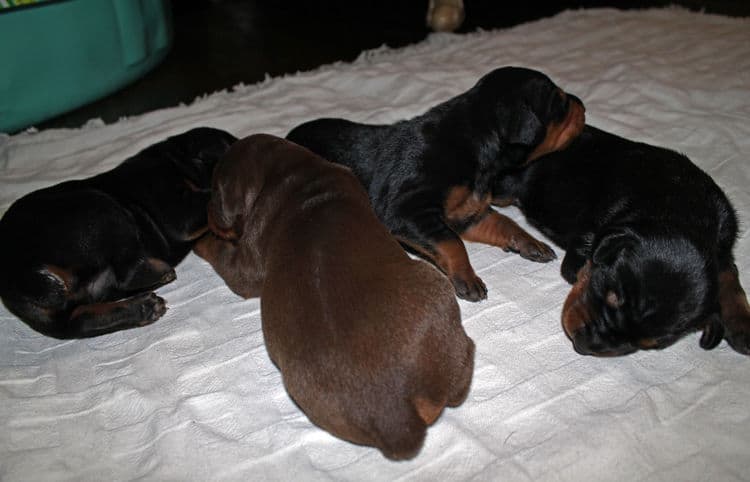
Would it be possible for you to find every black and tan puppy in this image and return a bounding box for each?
[496,125,750,356]
[0,127,237,339]
[194,134,474,460]
[287,66,585,301]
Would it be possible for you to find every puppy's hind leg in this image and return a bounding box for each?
[63,292,167,338]
[393,205,488,301]
[2,267,166,338]
[447,337,475,408]
[117,257,176,294]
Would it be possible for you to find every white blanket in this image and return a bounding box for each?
[1,7,749,481]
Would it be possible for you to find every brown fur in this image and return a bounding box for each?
[461,210,553,258]
[527,92,585,162]
[562,261,592,339]
[194,134,475,460]
[718,265,750,354]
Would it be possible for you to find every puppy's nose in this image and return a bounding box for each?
[571,331,637,357]
[571,332,597,356]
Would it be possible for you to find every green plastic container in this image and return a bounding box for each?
[0,0,172,133]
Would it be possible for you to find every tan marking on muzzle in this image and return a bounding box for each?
[561,260,593,339]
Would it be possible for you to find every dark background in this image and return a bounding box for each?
[38,0,750,130]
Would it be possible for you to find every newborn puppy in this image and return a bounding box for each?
[496,125,750,356]
[0,127,237,339]
[194,134,475,460]
[287,66,585,301]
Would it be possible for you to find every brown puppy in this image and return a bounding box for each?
[194,134,475,460]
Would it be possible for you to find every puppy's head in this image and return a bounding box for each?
[207,134,306,241]
[166,127,238,191]
[562,229,719,356]
[475,66,585,165]
[125,127,237,241]
[206,134,272,241]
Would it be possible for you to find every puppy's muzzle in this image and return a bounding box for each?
[561,260,637,357]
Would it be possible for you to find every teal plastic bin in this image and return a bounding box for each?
[0,0,172,133]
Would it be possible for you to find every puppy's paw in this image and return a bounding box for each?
[451,274,488,302]
[137,293,167,326]
[160,268,177,285]
[513,238,557,263]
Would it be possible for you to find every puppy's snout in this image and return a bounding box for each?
[570,327,638,357]
[570,331,596,356]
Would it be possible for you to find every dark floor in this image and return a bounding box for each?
[37,0,749,131]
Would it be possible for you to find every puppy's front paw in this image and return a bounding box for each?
[160,268,177,285]
[506,236,556,263]
[137,293,167,326]
[451,273,488,302]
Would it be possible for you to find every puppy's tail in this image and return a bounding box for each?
[446,335,475,408]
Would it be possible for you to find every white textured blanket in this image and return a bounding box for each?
[1,7,749,481]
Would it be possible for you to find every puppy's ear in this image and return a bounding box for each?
[699,313,724,350]
[592,229,635,266]
[505,103,544,145]
[207,195,241,241]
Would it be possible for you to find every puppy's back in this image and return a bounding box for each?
[500,125,735,252]
[263,256,474,460]
[287,118,390,185]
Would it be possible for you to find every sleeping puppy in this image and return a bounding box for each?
[0,127,237,339]
[496,125,750,356]
[194,134,474,460]
[287,66,585,301]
